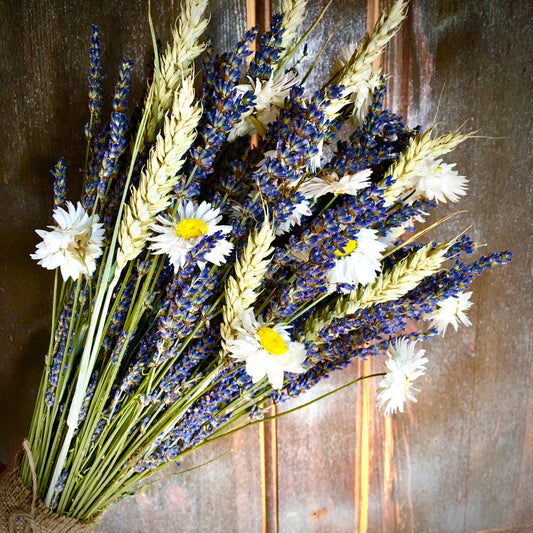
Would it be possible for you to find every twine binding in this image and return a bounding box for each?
[0,442,99,533]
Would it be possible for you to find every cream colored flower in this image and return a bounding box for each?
[226,309,307,390]
[252,71,299,112]
[229,71,300,140]
[327,228,386,290]
[31,201,105,281]
[332,41,358,74]
[411,157,468,203]
[331,41,382,125]
[351,72,381,126]
[424,291,473,335]
[301,168,372,199]
[377,337,428,415]
[149,200,232,269]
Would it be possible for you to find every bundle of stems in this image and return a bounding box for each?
[14,0,510,523]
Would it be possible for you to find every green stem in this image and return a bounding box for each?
[206,372,386,444]
[72,362,224,517]
[38,370,79,497]
[44,88,153,506]
[38,279,84,491]
[84,371,385,518]
[22,270,61,484]
[63,258,164,512]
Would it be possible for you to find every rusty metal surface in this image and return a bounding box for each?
[0,1,531,532]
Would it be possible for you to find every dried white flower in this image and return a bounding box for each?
[377,337,428,415]
[229,71,300,140]
[309,138,325,172]
[275,200,312,236]
[301,168,372,199]
[327,228,386,290]
[31,201,105,281]
[411,157,468,203]
[424,291,473,335]
[332,41,382,125]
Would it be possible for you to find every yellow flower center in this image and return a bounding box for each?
[258,327,287,355]
[333,239,358,257]
[67,232,90,259]
[404,376,411,392]
[435,166,443,171]
[175,218,208,239]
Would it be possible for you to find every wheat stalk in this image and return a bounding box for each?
[305,240,452,344]
[116,77,202,269]
[380,128,472,205]
[326,0,407,118]
[279,0,308,51]
[143,0,208,147]
[220,222,276,345]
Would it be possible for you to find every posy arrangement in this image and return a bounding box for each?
[0,0,511,530]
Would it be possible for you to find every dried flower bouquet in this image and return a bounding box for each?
[0,0,511,530]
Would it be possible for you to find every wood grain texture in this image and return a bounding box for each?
[380,0,533,531]
[0,0,531,532]
[272,0,368,91]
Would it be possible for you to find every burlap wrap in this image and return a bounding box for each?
[0,454,99,533]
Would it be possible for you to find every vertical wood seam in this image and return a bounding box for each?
[254,2,275,531]
[246,0,257,33]
[246,0,279,533]
[355,6,382,532]
[260,418,268,533]
[462,293,480,533]
[259,401,278,533]
[246,2,270,531]
[271,403,279,533]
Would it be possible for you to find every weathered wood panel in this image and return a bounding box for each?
[380,0,533,531]
[269,0,532,532]
[1,1,531,532]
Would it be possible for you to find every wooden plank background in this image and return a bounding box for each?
[0,1,531,532]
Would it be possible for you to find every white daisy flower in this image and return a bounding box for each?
[377,337,428,415]
[229,71,300,141]
[411,157,468,203]
[149,200,233,270]
[226,309,307,390]
[424,291,473,335]
[275,200,312,236]
[31,201,105,281]
[327,228,386,290]
[301,168,373,199]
